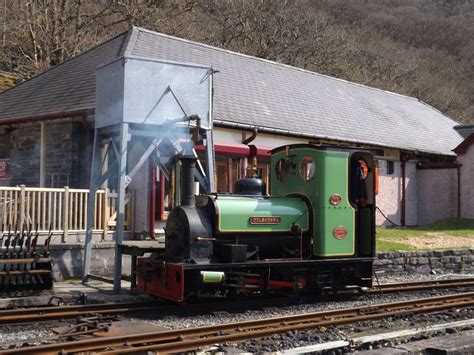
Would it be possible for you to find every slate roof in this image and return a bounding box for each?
[0,31,129,122]
[0,27,464,156]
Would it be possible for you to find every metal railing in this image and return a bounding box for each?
[0,186,132,241]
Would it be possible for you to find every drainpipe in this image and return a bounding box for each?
[242,127,258,145]
[457,165,461,218]
[401,159,406,227]
[149,163,156,239]
[39,122,46,187]
[400,154,416,227]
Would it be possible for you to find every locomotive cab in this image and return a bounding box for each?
[271,145,376,260]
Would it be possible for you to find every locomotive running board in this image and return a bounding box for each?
[181,257,375,270]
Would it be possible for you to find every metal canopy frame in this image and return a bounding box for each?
[82,122,215,291]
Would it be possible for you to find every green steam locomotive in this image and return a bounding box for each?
[137,144,376,301]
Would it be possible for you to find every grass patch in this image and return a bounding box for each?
[377,218,474,239]
[376,240,416,252]
[376,218,474,252]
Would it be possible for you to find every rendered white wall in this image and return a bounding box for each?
[458,143,474,219]
[376,159,402,226]
[417,168,458,225]
[405,162,418,226]
[213,127,306,148]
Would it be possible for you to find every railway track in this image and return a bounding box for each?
[3,291,473,354]
[0,301,166,325]
[372,277,474,293]
[0,277,473,326]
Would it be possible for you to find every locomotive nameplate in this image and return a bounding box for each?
[249,216,282,225]
[215,196,308,233]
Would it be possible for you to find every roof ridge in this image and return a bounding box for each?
[455,124,474,128]
[123,26,140,57]
[0,30,130,96]
[415,99,462,126]
[132,26,421,103]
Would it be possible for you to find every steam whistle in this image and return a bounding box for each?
[246,157,258,178]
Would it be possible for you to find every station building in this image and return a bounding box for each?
[0,27,472,241]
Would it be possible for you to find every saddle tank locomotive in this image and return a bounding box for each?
[136,144,376,301]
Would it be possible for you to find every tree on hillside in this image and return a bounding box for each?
[0,0,472,123]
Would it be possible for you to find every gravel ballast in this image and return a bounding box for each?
[0,272,472,352]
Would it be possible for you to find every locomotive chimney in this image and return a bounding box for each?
[180,155,197,207]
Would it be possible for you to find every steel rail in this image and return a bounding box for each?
[379,277,474,287]
[105,298,474,355]
[0,301,166,325]
[4,292,473,354]
[372,277,474,293]
[0,277,473,326]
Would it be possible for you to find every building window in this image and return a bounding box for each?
[386,160,395,175]
[0,134,10,158]
[0,134,11,181]
[256,163,269,194]
[216,160,230,193]
[213,158,269,194]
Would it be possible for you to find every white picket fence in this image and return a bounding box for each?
[0,186,132,241]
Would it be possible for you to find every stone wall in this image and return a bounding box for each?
[375,249,474,276]
[9,123,41,186]
[49,244,473,282]
[5,120,89,188]
[44,121,87,188]
[50,243,131,281]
